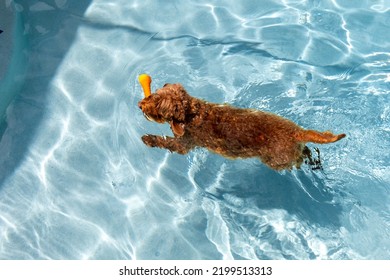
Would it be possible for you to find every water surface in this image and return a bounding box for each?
[0,0,389,259]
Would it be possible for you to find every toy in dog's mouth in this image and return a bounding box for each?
[138,73,153,121]
[138,74,165,123]
[138,73,152,98]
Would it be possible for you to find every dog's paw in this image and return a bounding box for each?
[304,147,323,170]
[141,134,158,147]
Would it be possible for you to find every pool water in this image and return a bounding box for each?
[0,0,389,259]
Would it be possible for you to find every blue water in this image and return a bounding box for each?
[0,0,389,260]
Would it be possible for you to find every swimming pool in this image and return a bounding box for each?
[0,0,389,259]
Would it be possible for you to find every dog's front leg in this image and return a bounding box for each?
[141,135,192,154]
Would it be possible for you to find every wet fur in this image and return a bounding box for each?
[138,83,346,170]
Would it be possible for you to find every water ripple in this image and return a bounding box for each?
[0,0,389,260]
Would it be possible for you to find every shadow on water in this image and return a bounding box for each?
[0,0,92,187]
[241,167,342,228]
[195,155,343,228]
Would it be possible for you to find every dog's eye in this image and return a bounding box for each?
[163,83,169,87]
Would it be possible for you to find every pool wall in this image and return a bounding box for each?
[0,2,28,135]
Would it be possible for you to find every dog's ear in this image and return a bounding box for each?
[170,121,185,137]
[171,85,189,121]
[156,95,187,121]
[156,97,171,119]
[172,100,186,121]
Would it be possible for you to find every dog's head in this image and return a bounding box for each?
[138,83,190,136]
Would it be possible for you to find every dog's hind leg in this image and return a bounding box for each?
[302,146,323,170]
[141,135,193,154]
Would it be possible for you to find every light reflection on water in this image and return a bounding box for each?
[0,0,389,259]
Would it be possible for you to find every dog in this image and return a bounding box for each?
[137,74,346,170]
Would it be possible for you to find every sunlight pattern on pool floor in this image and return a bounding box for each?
[0,0,389,259]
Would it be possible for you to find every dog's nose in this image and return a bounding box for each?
[138,102,142,109]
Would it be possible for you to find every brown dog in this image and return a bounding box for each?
[138,77,346,170]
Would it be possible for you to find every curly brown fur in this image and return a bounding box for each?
[138,83,346,170]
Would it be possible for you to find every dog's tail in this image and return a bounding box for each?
[297,130,346,144]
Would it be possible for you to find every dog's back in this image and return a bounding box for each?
[183,102,307,168]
